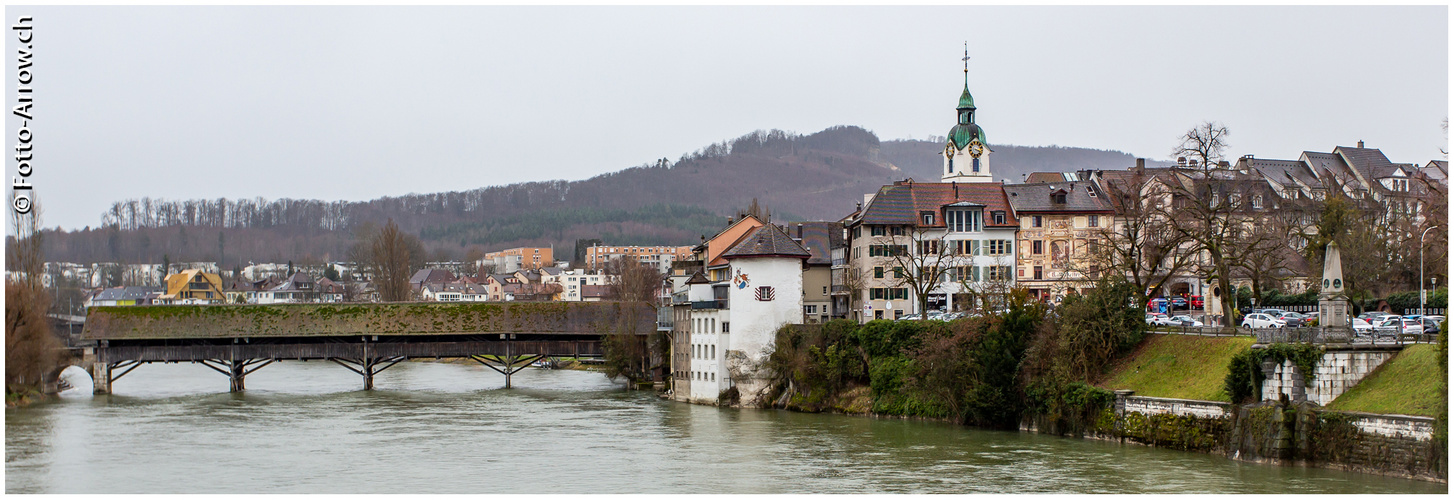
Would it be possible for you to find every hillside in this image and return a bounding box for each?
[39,126,1156,268]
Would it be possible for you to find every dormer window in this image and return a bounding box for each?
[992,211,1006,225]
[1052,192,1067,204]
[921,211,936,226]
[946,208,983,232]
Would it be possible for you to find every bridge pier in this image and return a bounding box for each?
[327,357,404,390]
[92,362,110,395]
[197,359,273,392]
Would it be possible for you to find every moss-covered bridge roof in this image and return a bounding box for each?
[82,301,657,341]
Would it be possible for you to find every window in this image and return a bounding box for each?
[890,226,905,236]
[722,322,729,333]
[986,265,1011,281]
[891,288,909,300]
[1087,239,1099,255]
[1032,215,1042,228]
[1087,186,1097,198]
[1088,215,1099,228]
[951,240,981,256]
[871,225,885,236]
[986,240,1009,256]
[946,209,983,232]
[1053,193,1067,204]
[805,305,817,314]
[992,211,1006,225]
[1033,240,1043,255]
[1252,195,1263,209]
[874,266,884,279]
[918,240,941,255]
[893,267,904,278]
[871,288,886,299]
[972,158,980,172]
[712,345,716,360]
[755,286,776,301]
[1033,266,1043,280]
[922,212,935,225]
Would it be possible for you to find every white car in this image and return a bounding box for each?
[1169,315,1203,327]
[1241,313,1286,329]
[1372,317,1421,335]
[1146,313,1176,326]
[1352,318,1374,334]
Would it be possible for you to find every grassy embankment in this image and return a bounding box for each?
[1097,334,1256,402]
[1325,344,1443,417]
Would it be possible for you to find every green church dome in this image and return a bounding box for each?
[948,123,986,150]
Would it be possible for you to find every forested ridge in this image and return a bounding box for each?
[40,126,1154,266]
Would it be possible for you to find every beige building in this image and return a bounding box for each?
[480,247,553,273]
[1004,182,1115,303]
[585,245,693,275]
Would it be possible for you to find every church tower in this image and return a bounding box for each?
[942,47,993,183]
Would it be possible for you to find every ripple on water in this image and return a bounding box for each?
[6,363,1447,494]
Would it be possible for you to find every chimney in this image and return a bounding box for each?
[1357,140,1365,148]
[796,223,803,239]
[1136,158,1145,170]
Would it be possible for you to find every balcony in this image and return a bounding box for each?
[690,300,728,310]
[830,285,851,296]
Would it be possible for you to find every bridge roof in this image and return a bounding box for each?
[81,301,657,341]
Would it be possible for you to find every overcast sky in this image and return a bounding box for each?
[5,5,1448,231]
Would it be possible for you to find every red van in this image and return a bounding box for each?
[1189,295,1204,308]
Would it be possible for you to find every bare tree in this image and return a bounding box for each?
[370,219,414,302]
[1172,121,1231,169]
[6,199,61,398]
[602,258,666,384]
[1094,168,1196,307]
[884,228,956,318]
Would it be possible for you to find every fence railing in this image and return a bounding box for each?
[1253,326,1439,345]
[1400,308,1447,316]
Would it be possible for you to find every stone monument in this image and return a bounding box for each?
[1318,241,1351,341]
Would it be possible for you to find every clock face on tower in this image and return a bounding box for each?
[945,143,956,157]
[969,141,984,158]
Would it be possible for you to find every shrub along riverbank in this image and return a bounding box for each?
[757,278,1448,482]
[764,278,1146,432]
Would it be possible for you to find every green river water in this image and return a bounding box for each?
[5,361,1445,493]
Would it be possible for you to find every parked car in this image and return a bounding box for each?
[1352,318,1374,335]
[1370,317,1419,336]
[1275,311,1308,327]
[1241,313,1286,329]
[1421,317,1443,335]
[899,313,922,321]
[1169,297,1189,310]
[1189,295,1204,308]
[1145,313,1173,326]
[1169,315,1203,327]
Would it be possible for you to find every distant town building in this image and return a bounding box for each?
[159,269,226,304]
[480,247,553,273]
[1003,182,1115,302]
[585,245,693,275]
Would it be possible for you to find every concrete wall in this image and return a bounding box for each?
[1121,395,1231,419]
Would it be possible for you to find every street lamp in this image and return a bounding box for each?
[1420,225,1440,317]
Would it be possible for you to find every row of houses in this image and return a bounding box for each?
[665,68,1447,406]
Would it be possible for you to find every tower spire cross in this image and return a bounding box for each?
[962,43,970,84]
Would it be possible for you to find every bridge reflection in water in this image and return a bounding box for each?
[79,301,655,393]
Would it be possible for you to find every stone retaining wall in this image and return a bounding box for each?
[1261,347,1400,405]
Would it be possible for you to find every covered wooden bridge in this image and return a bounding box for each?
[79,301,655,393]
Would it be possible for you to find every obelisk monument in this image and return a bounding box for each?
[1319,241,1350,330]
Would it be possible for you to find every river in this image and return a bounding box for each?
[5,361,1445,494]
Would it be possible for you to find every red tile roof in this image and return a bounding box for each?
[851,181,1018,228]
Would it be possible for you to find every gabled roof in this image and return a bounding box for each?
[1003,182,1114,213]
[1335,146,1404,180]
[851,181,1018,228]
[721,224,811,260]
[270,272,316,292]
[1237,157,1321,190]
[409,268,456,285]
[685,271,710,285]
